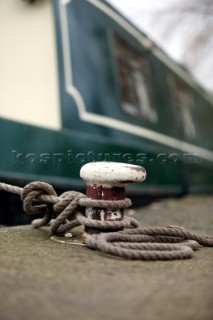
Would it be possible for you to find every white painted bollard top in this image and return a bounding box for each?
[80,162,146,187]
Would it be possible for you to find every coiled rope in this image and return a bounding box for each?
[0,182,137,235]
[0,181,213,260]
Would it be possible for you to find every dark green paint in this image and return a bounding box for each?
[0,0,213,195]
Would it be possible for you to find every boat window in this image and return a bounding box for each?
[112,33,157,123]
[172,78,196,139]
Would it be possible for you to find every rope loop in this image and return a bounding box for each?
[1,180,213,260]
[50,191,86,235]
[79,198,132,209]
[21,181,58,229]
[17,181,136,235]
[21,181,57,214]
[86,226,213,260]
[76,212,139,229]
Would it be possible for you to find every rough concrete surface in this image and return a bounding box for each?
[0,195,213,320]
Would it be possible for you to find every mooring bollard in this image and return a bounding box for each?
[80,162,146,234]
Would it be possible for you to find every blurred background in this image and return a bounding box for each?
[108,0,213,94]
[0,0,213,226]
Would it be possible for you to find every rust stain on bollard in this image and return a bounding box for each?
[80,162,146,235]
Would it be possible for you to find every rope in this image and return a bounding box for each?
[0,181,134,235]
[86,226,213,260]
[0,181,213,260]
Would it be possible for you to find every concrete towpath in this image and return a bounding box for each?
[0,195,213,320]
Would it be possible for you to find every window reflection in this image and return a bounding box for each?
[113,33,157,123]
[172,78,196,139]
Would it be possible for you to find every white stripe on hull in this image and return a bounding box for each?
[59,0,213,163]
